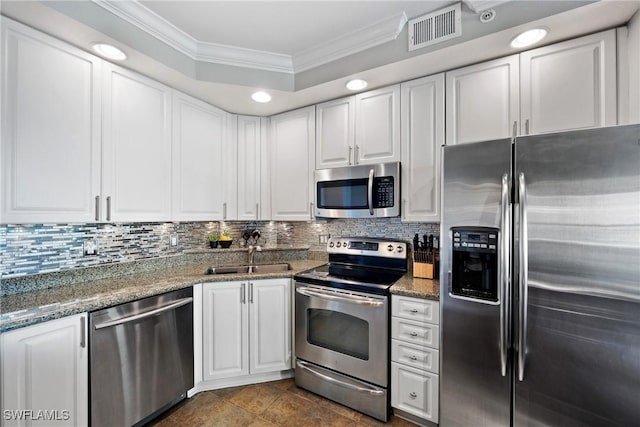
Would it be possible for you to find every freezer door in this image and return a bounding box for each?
[440,138,512,427]
[514,124,640,426]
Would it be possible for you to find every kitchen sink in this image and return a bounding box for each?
[207,263,291,275]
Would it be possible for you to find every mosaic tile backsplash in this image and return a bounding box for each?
[0,218,439,278]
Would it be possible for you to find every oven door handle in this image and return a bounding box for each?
[296,360,384,396]
[296,286,384,306]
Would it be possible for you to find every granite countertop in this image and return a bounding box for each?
[0,259,324,333]
[390,273,440,301]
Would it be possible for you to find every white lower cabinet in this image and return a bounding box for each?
[391,296,440,425]
[1,314,88,427]
[200,279,291,388]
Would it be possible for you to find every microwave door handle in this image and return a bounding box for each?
[368,168,374,215]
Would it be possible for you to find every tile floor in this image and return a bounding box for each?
[149,378,417,426]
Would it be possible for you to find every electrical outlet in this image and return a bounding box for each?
[83,239,98,256]
[170,234,178,247]
[318,234,330,244]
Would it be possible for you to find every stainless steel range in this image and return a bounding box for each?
[294,237,407,422]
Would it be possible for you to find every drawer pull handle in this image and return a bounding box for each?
[409,355,417,361]
[410,332,418,337]
[409,392,417,399]
[410,308,419,313]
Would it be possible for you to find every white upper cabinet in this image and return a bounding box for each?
[447,30,617,145]
[401,74,445,223]
[1,18,102,224]
[172,91,232,221]
[315,97,355,168]
[519,29,617,135]
[446,55,520,145]
[269,106,316,221]
[237,115,263,220]
[102,63,172,222]
[355,85,401,164]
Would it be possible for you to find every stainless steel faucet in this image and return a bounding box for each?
[248,244,262,265]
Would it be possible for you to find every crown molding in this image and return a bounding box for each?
[92,0,294,73]
[92,0,410,75]
[293,12,408,73]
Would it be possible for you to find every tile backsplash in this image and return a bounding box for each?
[0,218,438,278]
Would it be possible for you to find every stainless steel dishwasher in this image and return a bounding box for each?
[89,288,194,427]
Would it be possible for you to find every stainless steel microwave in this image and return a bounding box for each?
[314,162,400,218]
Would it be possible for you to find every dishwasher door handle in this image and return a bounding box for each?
[94,297,193,330]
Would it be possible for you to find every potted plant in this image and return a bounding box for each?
[208,233,220,248]
[219,229,233,248]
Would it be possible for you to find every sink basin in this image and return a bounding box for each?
[207,263,291,275]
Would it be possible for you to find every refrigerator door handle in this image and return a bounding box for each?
[517,172,529,382]
[499,173,511,377]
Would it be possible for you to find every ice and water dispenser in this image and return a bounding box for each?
[450,227,499,302]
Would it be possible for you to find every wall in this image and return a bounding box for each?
[0,219,439,278]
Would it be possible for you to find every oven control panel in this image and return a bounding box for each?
[327,237,406,259]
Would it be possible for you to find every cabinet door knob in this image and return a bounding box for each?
[410,308,419,313]
[410,331,418,337]
[409,392,417,399]
[409,355,418,361]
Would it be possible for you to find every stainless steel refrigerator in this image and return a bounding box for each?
[440,124,640,426]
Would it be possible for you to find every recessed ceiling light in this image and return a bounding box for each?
[251,91,272,103]
[92,43,127,60]
[346,79,368,91]
[510,28,548,49]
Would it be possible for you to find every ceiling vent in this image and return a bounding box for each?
[408,3,462,51]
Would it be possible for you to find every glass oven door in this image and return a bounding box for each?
[294,282,389,387]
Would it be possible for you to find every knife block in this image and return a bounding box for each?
[413,261,435,279]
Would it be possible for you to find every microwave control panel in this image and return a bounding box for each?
[373,177,395,208]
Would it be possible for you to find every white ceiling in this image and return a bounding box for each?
[140,1,450,56]
[1,1,639,115]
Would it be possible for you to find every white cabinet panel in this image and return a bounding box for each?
[391,362,439,422]
[446,55,520,145]
[202,279,290,384]
[237,115,263,220]
[520,29,617,134]
[392,340,439,374]
[355,85,401,163]
[202,281,249,380]
[249,279,291,373]
[315,97,355,168]
[102,63,172,222]
[1,314,88,427]
[172,91,230,221]
[391,295,440,424]
[392,295,440,324]
[400,74,444,222]
[1,18,101,223]
[269,106,315,221]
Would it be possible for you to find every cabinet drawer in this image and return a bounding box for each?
[391,317,439,349]
[391,339,439,374]
[392,296,439,324]
[391,362,439,423]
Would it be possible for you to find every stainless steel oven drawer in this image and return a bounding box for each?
[295,359,389,422]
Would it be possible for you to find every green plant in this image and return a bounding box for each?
[208,233,220,242]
